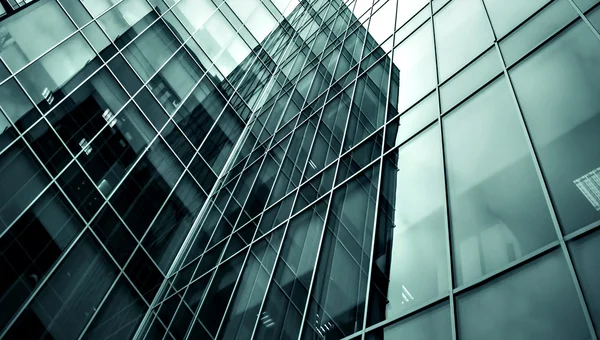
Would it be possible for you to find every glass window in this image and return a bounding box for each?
[24,120,71,178]
[389,93,438,149]
[0,140,52,232]
[434,0,494,81]
[456,250,590,340]
[91,206,137,266]
[366,303,452,340]
[302,166,379,338]
[0,185,84,330]
[57,161,104,222]
[43,66,129,157]
[440,48,502,112]
[510,20,600,235]
[0,112,18,153]
[396,0,429,29]
[570,230,600,335]
[142,173,206,272]
[256,202,327,339]
[15,33,97,114]
[76,101,155,197]
[122,21,180,82]
[220,231,285,339]
[443,78,555,286]
[149,49,203,115]
[483,0,550,38]
[125,246,164,303]
[499,0,577,66]
[0,0,77,72]
[110,139,183,238]
[85,276,147,340]
[199,107,245,173]
[367,125,449,326]
[0,79,36,132]
[590,6,600,31]
[5,232,118,339]
[96,0,153,42]
[197,252,245,336]
[368,0,396,51]
[393,22,436,113]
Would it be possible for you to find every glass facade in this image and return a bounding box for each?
[1,0,600,339]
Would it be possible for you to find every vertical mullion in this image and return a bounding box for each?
[429,1,458,340]
[479,0,598,336]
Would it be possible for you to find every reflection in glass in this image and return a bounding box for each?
[303,166,379,338]
[393,22,435,113]
[443,78,555,286]
[434,0,494,81]
[367,125,448,326]
[510,20,600,235]
[570,230,600,336]
[366,303,452,340]
[457,251,589,340]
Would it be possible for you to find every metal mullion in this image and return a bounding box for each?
[213,214,279,339]
[179,235,243,340]
[296,3,372,336]
[160,287,188,340]
[428,0,458,339]
[500,4,584,69]
[490,11,599,339]
[294,0,364,186]
[125,164,191,261]
[136,24,291,340]
[0,222,88,338]
[493,0,559,43]
[567,0,600,41]
[452,240,561,296]
[0,89,144,241]
[233,25,349,338]
[214,9,331,216]
[564,219,600,242]
[247,207,311,339]
[0,15,112,87]
[77,264,152,340]
[358,0,398,335]
[0,110,128,338]
[350,294,450,338]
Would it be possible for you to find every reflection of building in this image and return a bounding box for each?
[2,0,600,340]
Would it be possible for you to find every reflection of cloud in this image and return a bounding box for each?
[574,166,600,211]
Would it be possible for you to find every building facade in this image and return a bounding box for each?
[1,0,600,339]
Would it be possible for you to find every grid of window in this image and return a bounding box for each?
[1,0,600,339]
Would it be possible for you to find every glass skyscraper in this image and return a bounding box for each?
[1,0,600,339]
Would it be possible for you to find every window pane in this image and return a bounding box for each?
[444,78,555,286]
[456,251,589,340]
[483,0,550,38]
[0,140,52,232]
[393,22,436,113]
[367,125,449,327]
[85,276,147,340]
[510,20,600,235]
[302,166,379,338]
[434,0,494,81]
[5,232,118,339]
[0,185,84,330]
[366,303,452,340]
[0,0,77,72]
[570,229,600,336]
[499,0,577,66]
